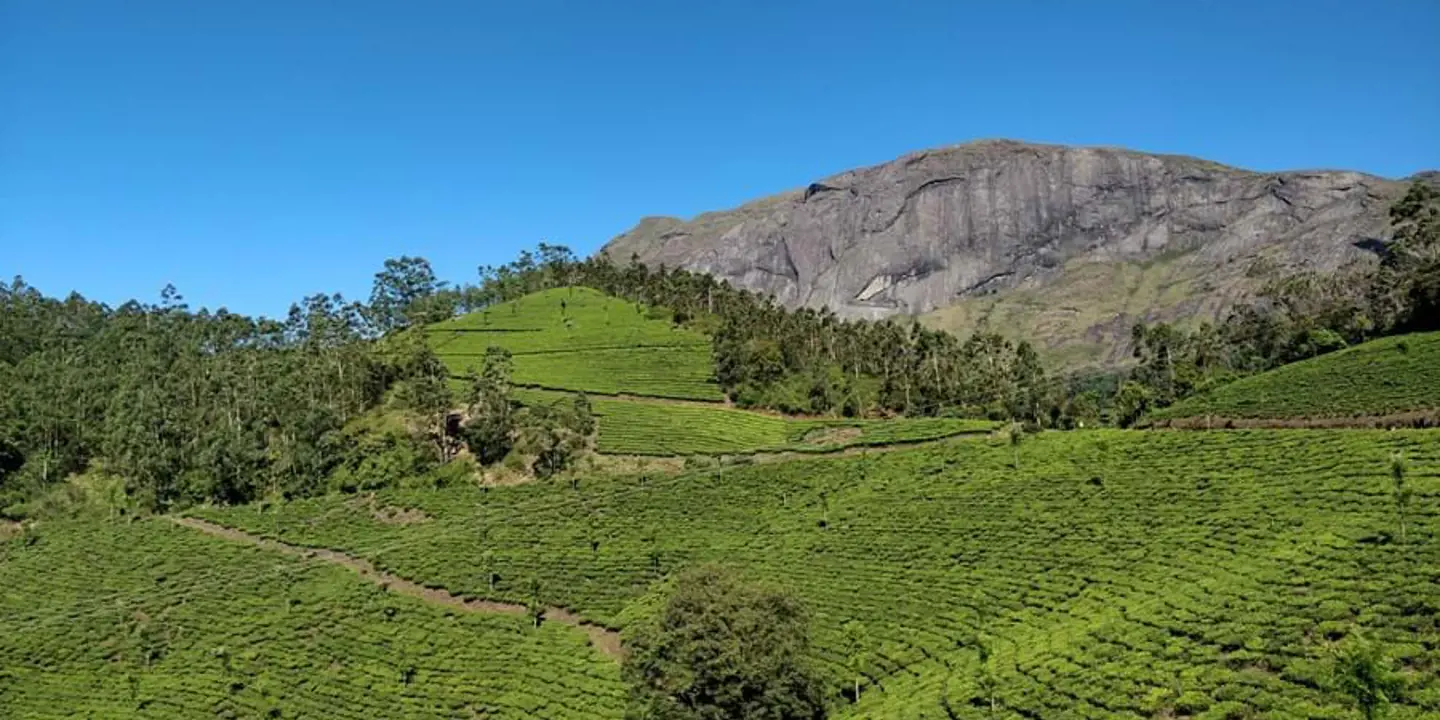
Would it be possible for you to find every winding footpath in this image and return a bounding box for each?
[167,516,624,661]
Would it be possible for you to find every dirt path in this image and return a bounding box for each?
[168,516,623,661]
[1147,410,1439,430]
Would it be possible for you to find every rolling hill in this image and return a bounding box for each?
[425,287,994,456]
[189,429,1440,718]
[1152,331,1440,425]
[8,283,1439,719]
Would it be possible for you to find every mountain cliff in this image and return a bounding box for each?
[601,140,1419,367]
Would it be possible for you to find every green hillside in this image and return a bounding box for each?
[513,388,993,456]
[0,519,622,719]
[426,287,723,401]
[1153,331,1440,422]
[193,429,1440,718]
[429,288,995,457]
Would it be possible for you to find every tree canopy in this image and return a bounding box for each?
[622,566,827,720]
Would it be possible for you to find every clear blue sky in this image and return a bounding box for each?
[3,1,1437,318]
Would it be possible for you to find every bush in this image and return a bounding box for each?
[327,412,437,493]
[623,565,826,720]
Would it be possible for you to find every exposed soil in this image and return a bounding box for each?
[798,426,864,445]
[372,506,432,525]
[586,454,688,476]
[349,494,434,525]
[1149,410,1440,431]
[168,516,624,661]
[0,520,22,540]
[747,432,987,465]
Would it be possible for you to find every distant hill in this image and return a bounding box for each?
[603,140,1427,367]
[1151,331,1440,425]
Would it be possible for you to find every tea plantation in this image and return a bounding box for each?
[1153,331,1440,422]
[512,387,995,456]
[194,429,1440,719]
[0,519,623,719]
[427,287,723,401]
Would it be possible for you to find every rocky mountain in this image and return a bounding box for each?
[601,140,1423,367]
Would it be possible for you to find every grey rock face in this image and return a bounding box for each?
[602,141,1418,359]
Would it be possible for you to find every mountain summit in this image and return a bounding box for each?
[602,140,1421,366]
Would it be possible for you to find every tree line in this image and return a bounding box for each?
[390,243,1060,423]
[6,180,1429,512]
[1116,180,1440,424]
[0,264,590,517]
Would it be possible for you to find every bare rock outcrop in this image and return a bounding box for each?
[602,140,1421,364]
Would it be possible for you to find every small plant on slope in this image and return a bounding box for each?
[1390,453,1412,545]
[1330,632,1404,720]
[842,619,870,703]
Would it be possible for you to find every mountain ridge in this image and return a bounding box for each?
[602,139,1426,366]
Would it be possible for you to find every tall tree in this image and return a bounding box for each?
[368,256,442,333]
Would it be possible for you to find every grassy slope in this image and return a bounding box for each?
[197,429,1440,719]
[1154,331,1440,421]
[427,287,723,401]
[0,518,621,719]
[432,287,994,456]
[514,388,994,456]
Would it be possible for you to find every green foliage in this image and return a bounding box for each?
[0,280,400,510]
[512,389,994,456]
[502,388,595,478]
[198,429,1440,717]
[435,252,1050,419]
[1390,453,1412,545]
[388,332,456,461]
[0,519,623,718]
[459,346,518,465]
[1124,184,1440,414]
[623,565,827,720]
[840,620,870,703]
[1329,633,1405,720]
[1153,330,1440,420]
[326,411,438,494]
[428,287,723,402]
[367,255,445,332]
[1113,381,1153,428]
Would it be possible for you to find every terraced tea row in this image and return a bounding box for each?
[0,519,623,719]
[197,429,1440,718]
[1154,330,1440,423]
[512,388,994,455]
[428,287,723,401]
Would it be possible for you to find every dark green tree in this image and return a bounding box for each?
[368,256,442,333]
[623,565,826,720]
[461,347,516,465]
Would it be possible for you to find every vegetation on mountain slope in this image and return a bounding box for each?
[427,287,722,401]
[1151,331,1440,422]
[194,429,1440,718]
[425,246,1055,420]
[0,283,398,513]
[1118,180,1440,424]
[603,140,1412,362]
[513,388,993,456]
